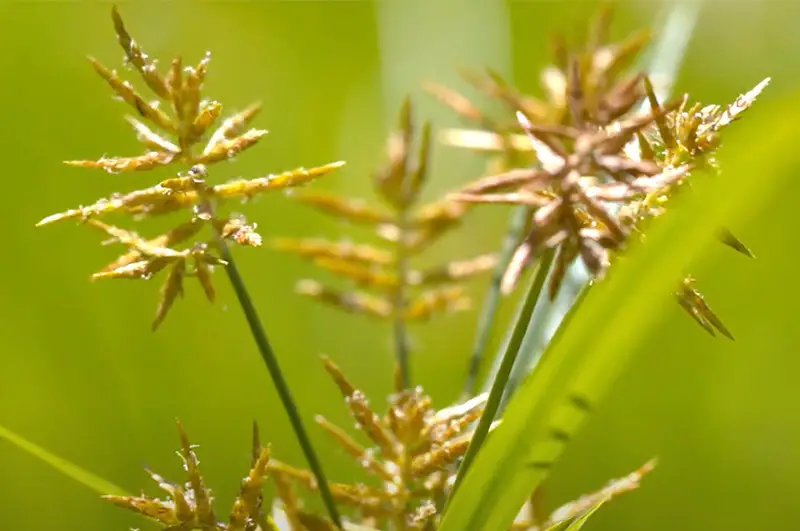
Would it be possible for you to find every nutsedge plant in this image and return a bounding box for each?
[36,6,345,526]
[29,4,771,531]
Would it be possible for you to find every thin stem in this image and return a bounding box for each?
[462,205,531,399]
[215,240,343,528]
[503,283,592,405]
[393,206,412,390]
[499,259,588,404]
[446,247,556,503]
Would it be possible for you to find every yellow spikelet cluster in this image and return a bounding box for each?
[36,6,344,329]
[105,365,655,530]
[268,356,489,529]
[615,77,770,338]
[274,99,496,326]
[103,421,278,531]
[427,4,768,339]
[262,358,654,530]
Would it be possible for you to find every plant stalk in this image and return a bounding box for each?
[462,205,531,399]
[446,247,556,502]
[215,239,343,528]
[503,283,592,406]
[393,207,412,390]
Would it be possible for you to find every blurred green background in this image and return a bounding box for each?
[1,0,799,529]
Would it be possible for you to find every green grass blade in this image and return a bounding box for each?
[449,247,555,499]
[557,500,607,531]
[0,422,127,496]
[465,204,531,397]
[437,92,799,531]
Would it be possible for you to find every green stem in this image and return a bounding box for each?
[393,207,412,390]
[447,247,556,501]
[502,282,592,407]
[462,205,531,399]
[215,240,343,528]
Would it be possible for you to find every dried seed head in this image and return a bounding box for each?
[456,104,688,298]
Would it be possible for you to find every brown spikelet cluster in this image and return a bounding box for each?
[36,7,344,329]
[426,3,649,173]
[428,5,768,339]
[268,356,490,530]
[103,421,278,531]
[614,77,770,338]
[274,99,496,323]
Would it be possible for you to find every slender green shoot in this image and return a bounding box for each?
[502,284,592,410]
[0,422,128,497]
[214,238,343,528]
[393,194,412,390]
[463,205,531,398]
[447,247,556,500]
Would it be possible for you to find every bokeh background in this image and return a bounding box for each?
[1,0,799,529]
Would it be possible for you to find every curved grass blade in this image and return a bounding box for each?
[437,93,800,531]
[449,247,555,499]
[0,422,127,496]
[553,499,607,531]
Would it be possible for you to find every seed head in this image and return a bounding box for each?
[37,7,345,329]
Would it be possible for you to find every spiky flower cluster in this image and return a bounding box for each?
[103,421,276,531]
[274,100,496,325]
[268,356,489,530]
[107,366,654,530]
[36,7,344,329]
[615,77,770,337]
[429,5,768,338]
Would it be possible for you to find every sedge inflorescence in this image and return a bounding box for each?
[103,421,276,531]
[36,6,345,330]
[273,99,497,388]
[274,100,497,325]
[40,4,773,531]
[429,5,768,338]
[108,361,653,531]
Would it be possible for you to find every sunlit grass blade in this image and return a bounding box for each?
[0,422,128,496]
[449,247,555,498]
[437,93,800,531]
[551,499,607,531]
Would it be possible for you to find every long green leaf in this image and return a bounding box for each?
[0,422,127,496]
[437,93,800,531]
[449,247,555,499]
